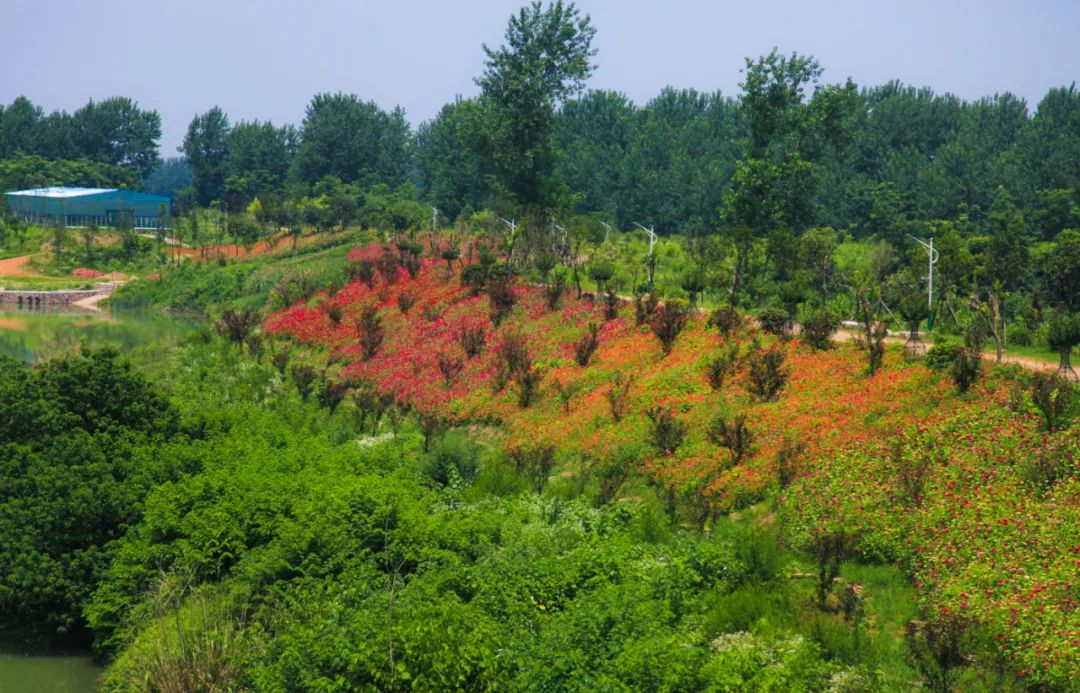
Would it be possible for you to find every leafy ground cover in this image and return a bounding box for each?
[263,242,1079,687]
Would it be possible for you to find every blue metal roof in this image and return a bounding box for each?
[6,187,119,198]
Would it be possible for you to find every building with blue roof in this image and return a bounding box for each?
[3,187,171,228]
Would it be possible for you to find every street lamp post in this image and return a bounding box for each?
[906,233,940,329]
[497,216,517,267]
[633,222,658,292]
[553,221,567,256]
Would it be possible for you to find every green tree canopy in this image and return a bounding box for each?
[0,349,180,637]
[182,106,231,206]
[474,0,597,207]
[69,97,162,180]
[224,119,297,205]
[416,98,493,220]
[292,93,411,190]
[1040,228,1080,311]
[981,186,1029,293]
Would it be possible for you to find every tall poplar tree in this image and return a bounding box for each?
[474,0,597,209]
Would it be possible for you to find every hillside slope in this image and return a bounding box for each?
[264,242,1079,686]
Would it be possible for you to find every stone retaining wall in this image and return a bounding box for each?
[0,282,119,305]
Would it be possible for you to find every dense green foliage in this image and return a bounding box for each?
[293,93,410,192]
[141,157,193,199]
[159,62,1080,237]
[0,154,137,193]
[472,0,596,208]
[0,96,161,180]
[0,349,182,638]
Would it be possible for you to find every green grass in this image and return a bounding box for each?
[0,226,51,260]
[835,326,1063,365]
[0,223,174,278]
[109,228,373,312]
[840,562,918,681]
[992,342,1061,364]
[0,276,104,291]
[707,504,925,690]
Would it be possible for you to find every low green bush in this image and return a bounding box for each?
[757,305,790,337]
[925,341,962,370]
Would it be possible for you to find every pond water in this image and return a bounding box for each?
[0,304,195,362]
[0,646,101,692]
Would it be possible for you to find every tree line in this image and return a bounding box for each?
[0,95,161,181]
[1,6,1076,240]
[169,62,1079,240]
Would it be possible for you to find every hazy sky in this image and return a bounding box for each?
[3,0,1078,154]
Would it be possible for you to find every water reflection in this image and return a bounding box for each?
[0,303,195,362]
[0,646,101,692]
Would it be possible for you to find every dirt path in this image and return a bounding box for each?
[70,292,110,311]
[0,254,44,278]
[833,328,1057,373]
[175,233,294,260]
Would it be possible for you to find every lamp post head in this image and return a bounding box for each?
[633,221,656,240]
